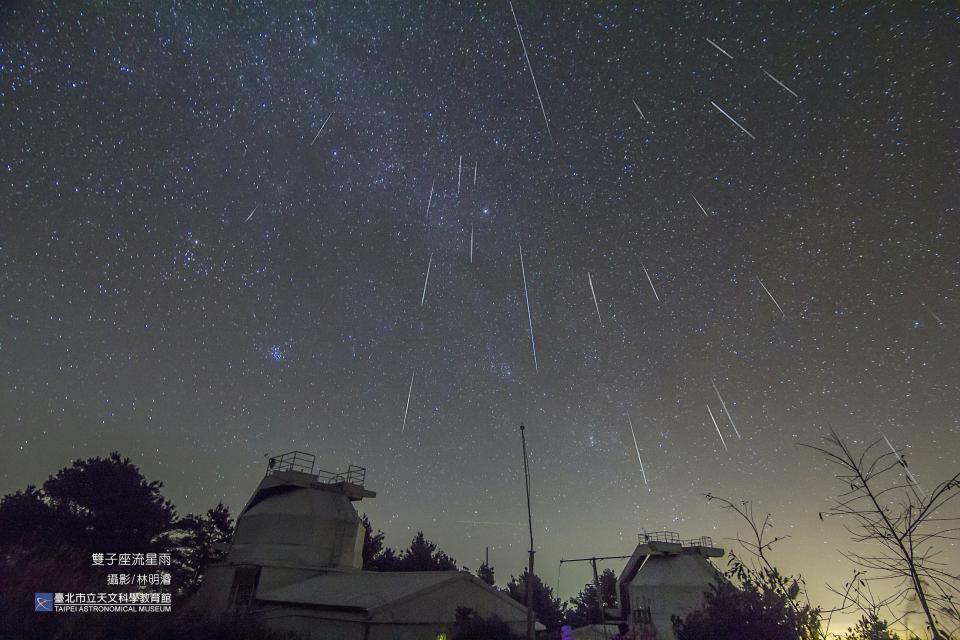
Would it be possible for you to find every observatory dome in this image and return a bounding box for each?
[226,459,374,571]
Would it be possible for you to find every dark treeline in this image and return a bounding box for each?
[0,452,611,639]
[0,452,288,639]
[2,441,957,640]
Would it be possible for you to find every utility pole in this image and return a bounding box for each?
[520,424,535,640]
[591,559,606,637]
[559,555,632,640]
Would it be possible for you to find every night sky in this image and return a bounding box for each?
[2,1,958,628]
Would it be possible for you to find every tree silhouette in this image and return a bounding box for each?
[0,486,59,548]
[0,452,176,554]
[477,561,495,586]
[803,431,960,640]
[360,514,384,565]
[359,517,458,572]
[565,568,618,627]
[167,502,235,594]
[0,452,232,590]
[840,614,911,640]
[400,531,458,571]
[504,569,565,631]
[46,452,177,551]
[673,580,819,640]
[0,452,240,639]
[704,494,822,640]
[359,514,403,570]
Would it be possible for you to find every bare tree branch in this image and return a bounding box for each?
[802,429,960,640]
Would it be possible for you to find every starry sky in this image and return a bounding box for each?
[2,0,958,629]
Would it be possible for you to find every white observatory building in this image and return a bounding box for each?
[615,532,724,640]
[193,451,537,640]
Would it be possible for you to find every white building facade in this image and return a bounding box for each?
[192,452,538,640]
[615,532,724,640]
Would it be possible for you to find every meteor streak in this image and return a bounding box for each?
[706,37,734,60]
[455,520,526,527]
[641,261,660,302]
[691,194,709,217]
[761,68,799,98]
[880,431,925,497]
[627,413,648,485]
[588,272,603,326]
[401,372,414,433]
[757,276,786,317]
[310,112,332,145]
[509,1,552,141]
[421,253,433,305]
[708,405,728,452]
[519,243,538,372]
[710,100,756,140]
[425,178,436,218]
[712,381,741,439]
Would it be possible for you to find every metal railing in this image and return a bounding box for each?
[640,531,680,544]
[682,536,714,548]
[316,464,366,486]
[266,452,367,488]
[638,531,714,548]
[267,451,316,475]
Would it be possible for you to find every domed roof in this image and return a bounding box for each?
[227,468,371,571]
[631,552,721,588]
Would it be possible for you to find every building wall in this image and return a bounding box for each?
[368,622,455,640]
[252,607,458,640]
[627,554,720,640]
[254,609,367,640]
[229,488,364,570]
[252,614,503,640]
[189,564,241,613]
[374,577,529,636]
[630,584,707,640]
[242,577,530,640]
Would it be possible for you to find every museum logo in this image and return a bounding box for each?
[35,593,54,612]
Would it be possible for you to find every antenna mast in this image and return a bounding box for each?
[520,424,535,640]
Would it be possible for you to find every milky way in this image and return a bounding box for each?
[1,3,957,623]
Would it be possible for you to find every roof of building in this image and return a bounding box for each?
[257,569,458,611]
[631,552,723,589]
[255,567,542,628]
[617,539,724,590]
[228,466,373,571]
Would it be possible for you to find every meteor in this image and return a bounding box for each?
[710,100,756,140]
[509,1,553,141]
